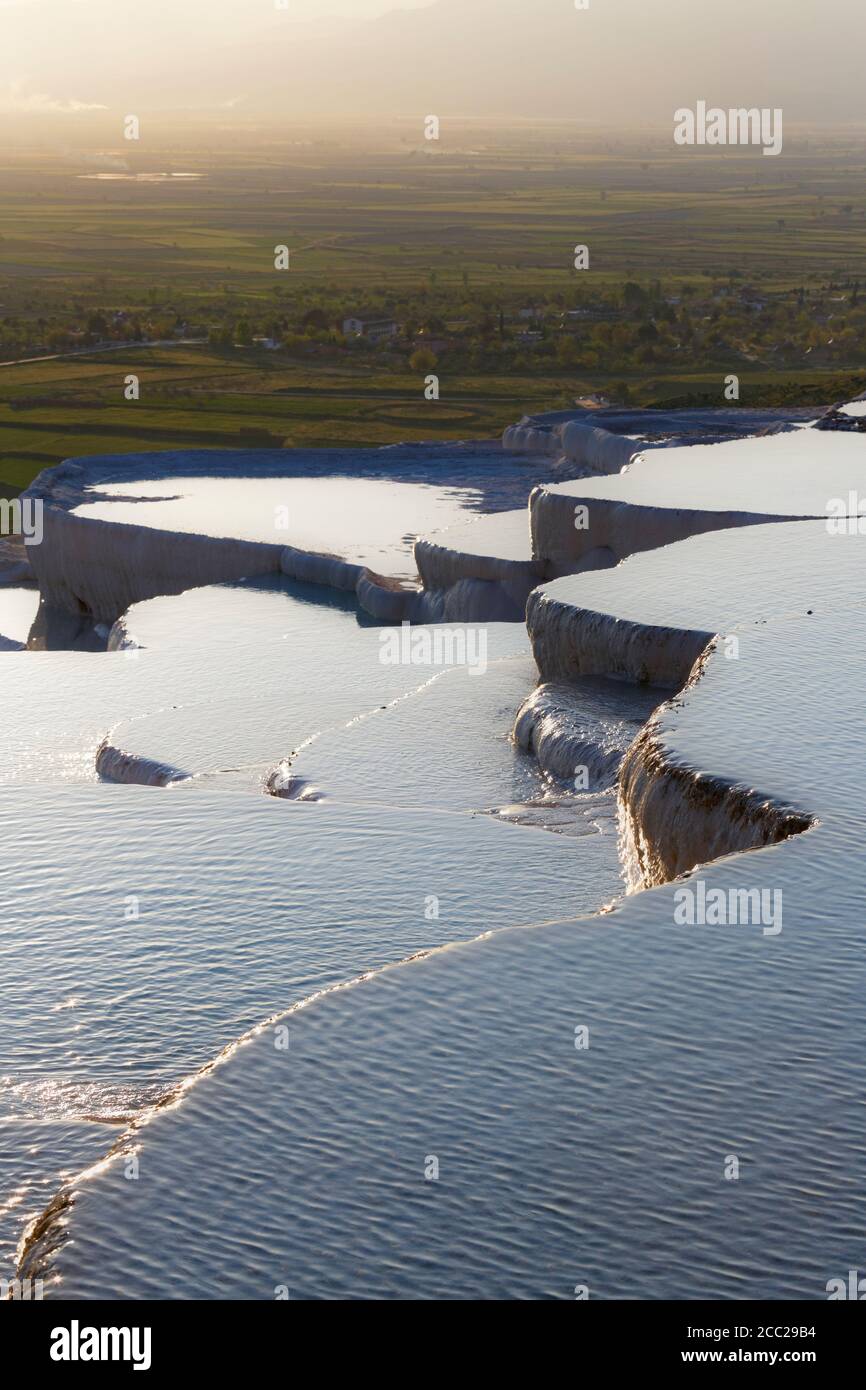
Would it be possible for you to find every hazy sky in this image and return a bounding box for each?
[1,0,864,123]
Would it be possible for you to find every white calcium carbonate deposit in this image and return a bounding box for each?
[9,397,866,1300]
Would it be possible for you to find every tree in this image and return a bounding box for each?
[623,282,647,308]
[410,348,437,372]
[301,308,329,331]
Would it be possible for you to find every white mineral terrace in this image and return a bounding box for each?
[501,403,819,473]
[0,573,628,1275]
[9,395,866,1299]
[529,429,866,574]
[22,443,563,641]
[23,417,866,646]
[526,517,861,686]
[412,509,545,621]
[98,586,532,790]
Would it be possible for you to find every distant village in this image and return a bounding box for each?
[1,276,863,379]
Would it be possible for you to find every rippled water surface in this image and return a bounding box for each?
[0,574,624,1277]
[30,601,866,1301]
[0,786,623,1276]
[14,439,866,1301]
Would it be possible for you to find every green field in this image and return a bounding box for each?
[1,120,864,493]
[0,344,594,486]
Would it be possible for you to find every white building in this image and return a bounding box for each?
[342,316,398,343]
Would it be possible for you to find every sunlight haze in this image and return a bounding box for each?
[1,0,864,125]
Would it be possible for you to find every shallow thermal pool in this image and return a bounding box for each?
[21,427,866,1301]
[30,595,866,1301]
[0,586,39,649]
[74,476,496,578]
[0,569,633,1280]
[0,579,525,785]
